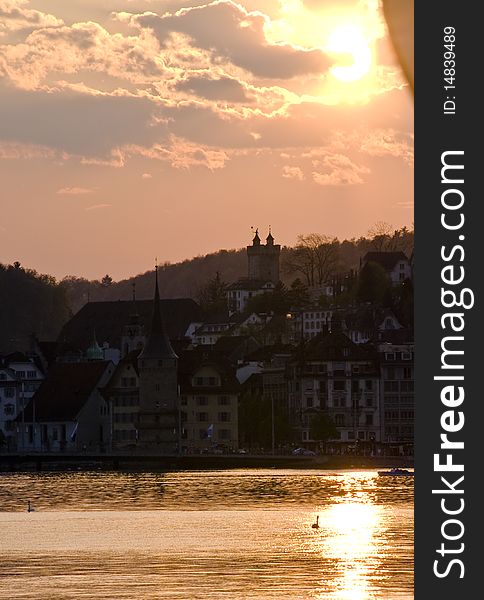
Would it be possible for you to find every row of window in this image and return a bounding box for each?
[194,412,231,423]
[191,428,232,440]
[384,411,414,421]
[334,414,374,426]
[383,352,413,361]
[0,370,38,380]
[384,396,414,406]
[180,396,231,406]
[384,381,414,392]
[114,396,139,407]
[385,367,413,380]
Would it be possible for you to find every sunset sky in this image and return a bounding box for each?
[0,0,413,281]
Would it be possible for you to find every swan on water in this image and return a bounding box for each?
[311,515,319,529]
[27,501,35,513]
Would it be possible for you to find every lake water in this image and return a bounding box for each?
[0,470,413,599]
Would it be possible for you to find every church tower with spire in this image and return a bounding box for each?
[246,227,280,283]
[137,267,178,451]
[121,281,146,358]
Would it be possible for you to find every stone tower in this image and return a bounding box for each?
[247,228,280,283]
[137,268,178,451]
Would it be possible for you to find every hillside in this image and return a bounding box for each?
[0,227,413,353]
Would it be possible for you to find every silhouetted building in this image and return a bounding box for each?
[18,361,114,452]
[227,229,281,314]
[137,269,178,451]
[247,228,280,283]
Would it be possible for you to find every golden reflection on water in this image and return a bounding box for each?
[0,470,413,600]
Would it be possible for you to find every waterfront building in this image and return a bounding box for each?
[18,361,114,452]
[0,353,44,450]
[378,342,415,448]
[288,326,381,450]
[179,355,240,453]
[103,350,140,448]
[137,269,179,452]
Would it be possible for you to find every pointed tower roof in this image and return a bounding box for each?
[139,266,177,360]
[128,280,140,326]
[266,227,274,245]
[86,329,104,361]
[252,228,261,245]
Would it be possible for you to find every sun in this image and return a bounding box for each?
[326,23,372,82]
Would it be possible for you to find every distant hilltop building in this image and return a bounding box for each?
[247,228,280,283]
[227,228,281,314]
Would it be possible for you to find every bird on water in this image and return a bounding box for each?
[312,515,320,529]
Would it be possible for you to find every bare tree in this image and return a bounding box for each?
[283,234,339,287]
[367,221,394,252]
[367,222,414,255]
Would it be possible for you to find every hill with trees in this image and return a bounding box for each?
[0,224,413,353]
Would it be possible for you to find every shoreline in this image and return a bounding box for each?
[0,453,414,472]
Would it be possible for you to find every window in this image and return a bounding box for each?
[366,414,373,426]
[219,429,231,440]
[333,380,345,391]
[335,414,345,426]
[366,397,373,407]
[306,397,313,408]
[180,396,187,406]
[4,387,15,398]
[218,412,230,422]
[358,431,365,440]
[196,412,208,422]
[365,380,373,391]
[347,431,355,440]
[196,396,208,406]
[384,381,399,393]
[385,352,395,361]
[218,396,230,406]
[4,403,15,416]
[403,367,412,380]
[27,371,37,379]
[400,381,414,392]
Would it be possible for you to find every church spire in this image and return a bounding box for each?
[139,265,177,360]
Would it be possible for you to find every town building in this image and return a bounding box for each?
[179,354,240,453]
[103,350,140,449]
[0,353,44,450]
[136,269,179,452]
[227,229,281,314]
[18,360,114,452]
[360,251,412,285]
[288,326,381,450]
[378,342,414,449]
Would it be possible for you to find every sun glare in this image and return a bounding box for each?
[326,24,372,82]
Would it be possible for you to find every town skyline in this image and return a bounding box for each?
[1,0,413,281]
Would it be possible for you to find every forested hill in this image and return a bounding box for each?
[0,226,413,353]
